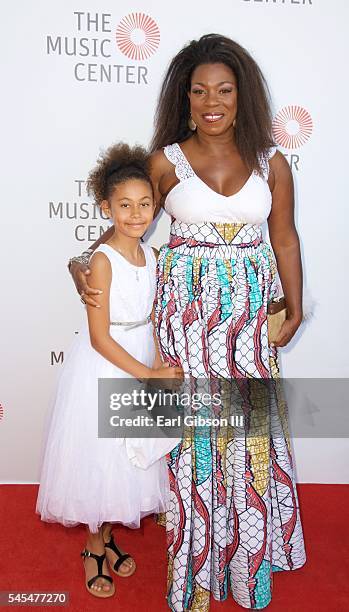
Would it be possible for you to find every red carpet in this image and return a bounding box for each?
[0,484,348,611]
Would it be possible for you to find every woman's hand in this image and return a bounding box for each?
[70,261,102,307]
[270,314,303,348]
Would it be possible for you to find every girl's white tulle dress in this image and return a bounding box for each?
[36,243,171,533]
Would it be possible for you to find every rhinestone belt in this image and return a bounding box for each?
[110,314,151,330]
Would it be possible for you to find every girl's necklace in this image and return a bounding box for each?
[111,243,144,281]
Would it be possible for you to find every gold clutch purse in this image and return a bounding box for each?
[267,297,287,344]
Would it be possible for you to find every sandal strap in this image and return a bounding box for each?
[87,573,113,589]
[105,534,123,556]
[104,535,131,572]
[81,549,113,588]
[104,534,119,554]
[114,553,131,573]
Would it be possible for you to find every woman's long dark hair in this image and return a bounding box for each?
[150,34,274,174]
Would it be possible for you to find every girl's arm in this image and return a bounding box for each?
[267,151,303,347]
[151,306,163,369]
[150,246,164,369]
[87,251,183,381]
[86,252,151,378]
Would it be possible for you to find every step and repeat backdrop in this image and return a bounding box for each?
[1,0,348,483]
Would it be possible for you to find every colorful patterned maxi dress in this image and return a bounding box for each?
[154,143,306,611]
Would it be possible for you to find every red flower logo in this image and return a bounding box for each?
[273,106,313,149]
[116,13,160,61]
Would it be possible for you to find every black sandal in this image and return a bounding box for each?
[104,534,136,577]
[81,549,115,598]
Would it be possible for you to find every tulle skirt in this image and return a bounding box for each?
[36,324,170,533]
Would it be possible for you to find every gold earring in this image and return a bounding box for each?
[233,118,237,128]
[188,114,197,131]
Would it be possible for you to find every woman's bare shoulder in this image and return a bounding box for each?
[149,148,172,175]
[149,148,176,197]
[268,150,292,191]
[269,150,291,175]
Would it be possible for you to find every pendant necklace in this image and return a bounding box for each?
[112,243,143,282]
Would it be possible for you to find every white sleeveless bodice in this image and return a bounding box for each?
[163,142,276,225]
[93,242,156,324]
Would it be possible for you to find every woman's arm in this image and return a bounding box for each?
[267,152,303,347]
[87,251,183,381]
[69,225,114,307]
[149,150,167,219]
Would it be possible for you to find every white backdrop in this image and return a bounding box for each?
[1,0,348,483]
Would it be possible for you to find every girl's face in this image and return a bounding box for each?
[101,178,154,238]
[188,62,237,136]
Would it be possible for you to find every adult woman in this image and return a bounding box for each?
[70,34,306,611]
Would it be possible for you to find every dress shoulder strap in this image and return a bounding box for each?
[259,146,277,180]
[142,242,157,267]
[92,244,114,263]
[163,143,195,182]
[90,244,122,274]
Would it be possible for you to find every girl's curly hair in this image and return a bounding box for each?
[87,142,153,204]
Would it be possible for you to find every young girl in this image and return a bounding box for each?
[36,143,183,598]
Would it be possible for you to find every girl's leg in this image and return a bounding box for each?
[102,522,136,576]
[83,526,113,593]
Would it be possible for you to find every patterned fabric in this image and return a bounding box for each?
[154,221,306,611]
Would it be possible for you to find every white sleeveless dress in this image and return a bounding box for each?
[36,243,170,533]
[154,143,306,611]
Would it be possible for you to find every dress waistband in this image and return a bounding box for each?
[168,221,263,249]
[110,314,151,330]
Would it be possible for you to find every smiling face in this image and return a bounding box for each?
[188,62,238,136]
[101,178,154,239]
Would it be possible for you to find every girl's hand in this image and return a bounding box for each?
[270,314,302,348]
[152,353,164,370]
[70,261,102,307]
[148,362,184,390]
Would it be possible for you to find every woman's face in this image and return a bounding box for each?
[188,62,237,136]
